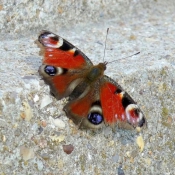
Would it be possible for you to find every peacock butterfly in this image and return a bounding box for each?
[38,30,146,129]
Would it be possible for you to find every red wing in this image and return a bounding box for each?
[64,92,91,119]
[100,76,146,128]
[38,30,93,69]
[39,68,84,99]
[38,30,93,99]
[64,84,104,129]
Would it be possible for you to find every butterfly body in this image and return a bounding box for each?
[38,30,146,129]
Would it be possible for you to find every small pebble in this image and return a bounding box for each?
[40,120,47,127]
[53,118,65,129]
[50,135,65,142]
[22,101,33,121]
[112,154,119,162]
[20,146,34,161]
[40,95,53,109]
[41,153,50,160]
[63,144,74,154]
[38,126,43,134]
[33,94,39,102]
[37,160,44,171]
[136,135,144,152]
[2,135,6,142]
[118,165,125,175]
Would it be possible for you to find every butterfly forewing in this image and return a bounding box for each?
[38,31,92,99]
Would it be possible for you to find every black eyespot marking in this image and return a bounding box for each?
[115,88,122,94]
[39,32,49,39]
[39,32,57,40]
[134,108,139,116]
[44,65,57,76]
[138,117,146,127]
[91,101,101,107]
[88,112,103,125]
[122,96,132,109]
[50,36,59,41]
[59,42,72,51]
[73,50,79,57]
[62,68,68,74]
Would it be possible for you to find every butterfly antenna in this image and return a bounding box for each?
[108,51,140,64]
[103,28,109,62]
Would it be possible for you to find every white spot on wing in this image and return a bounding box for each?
[69,48,76,54]
[122,114,125,120]
[119,91,125,98]
[90,105,102,114]
[57,67,64,75]
[47,34,55,38]
[56,37,63,48]
[47,48,54,52]
[115,114,118,119]
[120,92,125,95]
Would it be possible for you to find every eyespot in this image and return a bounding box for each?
[44,65,57,76]
[87,112,103,125]
[125,104,146,127]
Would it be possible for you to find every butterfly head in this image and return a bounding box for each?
[97,63,107,71]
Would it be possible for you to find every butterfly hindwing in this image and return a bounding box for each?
[64,79,104,129]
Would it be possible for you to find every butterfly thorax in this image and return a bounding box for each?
[86,63,106,82]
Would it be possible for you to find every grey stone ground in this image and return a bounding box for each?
[0,0,175,175]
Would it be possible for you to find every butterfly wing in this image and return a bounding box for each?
[38,30,93,99]
[64,75,146,129]
[100,76,146,129]
[64,79,105,129]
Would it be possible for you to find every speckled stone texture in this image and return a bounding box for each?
[0,0,175,174]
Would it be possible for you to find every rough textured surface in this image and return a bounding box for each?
[0,0,175,174]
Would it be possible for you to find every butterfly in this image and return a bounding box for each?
[38,30,146,129]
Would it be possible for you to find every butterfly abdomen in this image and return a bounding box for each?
[68,64,105,101]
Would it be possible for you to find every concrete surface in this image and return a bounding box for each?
[0,0,175,174]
